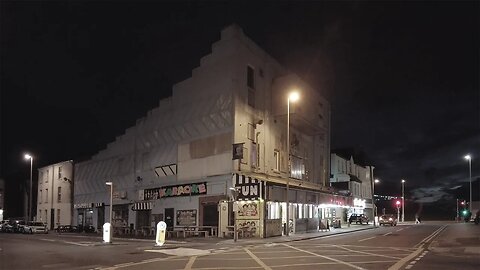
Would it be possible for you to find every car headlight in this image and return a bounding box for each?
[389,218,393,221]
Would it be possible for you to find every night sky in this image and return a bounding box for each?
[1,2,479,219]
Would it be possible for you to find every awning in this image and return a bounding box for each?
[132,201,153,211]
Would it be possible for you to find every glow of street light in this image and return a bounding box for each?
[24,154,32,160]
[464,154,471,160]
[106,182,112,186]
[288,91,299,102]
[374,179,380,183]
[401,179,405,183]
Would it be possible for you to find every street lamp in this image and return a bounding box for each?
[464,155,472,213]
[396,200,401,222]
[229,187,239,242]
[401,179,406,222]
[373,179,380,226]
[24,154,33,221]
[286,91,299,236]
[105,181,113,243]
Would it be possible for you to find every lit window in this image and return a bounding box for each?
[274,150,280,171]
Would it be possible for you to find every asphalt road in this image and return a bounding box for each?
[1,221,478,270]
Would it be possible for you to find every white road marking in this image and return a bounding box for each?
[184,256,197,270]
[405,265,413,269]
[358,236,376,242]
[334,245,402,260]
[63,241,93,246]
[396,228,404,232]
[383,232,393,236]
[40,238,56,242]
[244,248,272,270]
[282,244,366,270]
[388,247,423,270]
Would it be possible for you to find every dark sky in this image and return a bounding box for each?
[1,1,479,218]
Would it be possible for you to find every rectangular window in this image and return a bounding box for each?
[274,150,280,171]
[57,209,60,224]
[58,166,62,179]
[39,190,42,204]
[247,66,255,89]
[57,187,62,203]
[45,189,48,203]
[46,170,49,183]
[39,172,43,183]
[247,66,255,108]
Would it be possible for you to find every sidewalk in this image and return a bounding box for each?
[57,224,376,246]
[214,224,375,246]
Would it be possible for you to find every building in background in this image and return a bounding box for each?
[37,160,74,230]
[74,24,342,237]
[330,150,374,222]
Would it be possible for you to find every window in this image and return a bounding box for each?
[57,209,60,224]
[58,166,62,179]
[247,66,255,89]
[45,189,48,203]
[274,150,280,171]
[57,187,62,202]
[39,190,42,204]
[247,66,255,108]
[39,172,43,183]
[46,170,49,183]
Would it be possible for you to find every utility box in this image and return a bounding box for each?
[103,223,112,243]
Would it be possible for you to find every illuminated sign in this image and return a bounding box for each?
[143,182,207,200]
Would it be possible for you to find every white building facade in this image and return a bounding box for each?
[330,152,374,221]
[37,160,74,230]
[74,25,348,237]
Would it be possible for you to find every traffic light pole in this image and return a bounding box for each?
[456,198,459,222]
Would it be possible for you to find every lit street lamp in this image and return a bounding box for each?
[286,91,299,236]
[401,179,405,222]
[373,179,380,226]
[396,200,401,222]
[464,155,472,212]
[24,154,33,221]
[105,181,113,243]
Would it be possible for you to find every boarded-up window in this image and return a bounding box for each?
[190,133,232,159]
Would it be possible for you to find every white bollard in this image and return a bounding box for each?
[103,223,112,243]
[155,221,167,246]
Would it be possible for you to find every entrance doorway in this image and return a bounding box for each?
[165,208,174,230]
[202,203,219,226]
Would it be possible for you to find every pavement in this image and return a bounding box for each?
[60,222,388,247]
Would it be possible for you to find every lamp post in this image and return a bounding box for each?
[286,91,299,236]
[229,187,239,242]
[396,200,401,222]
[373,179,380,226]
[105,181,113,242]
[401,179,405,222]
[464,155,472,213]
[24,154,33,221]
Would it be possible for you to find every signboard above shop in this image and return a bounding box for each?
[141,182,207,200]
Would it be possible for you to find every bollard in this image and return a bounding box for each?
[103,223,112,243]
[155,221,167,246]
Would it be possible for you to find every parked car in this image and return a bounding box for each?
[23,221,48,234]
[349,214,369,225]
[379,214,397,226]
[56,225,79,233]
[0,220,10,232]
[12,220,26,233]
